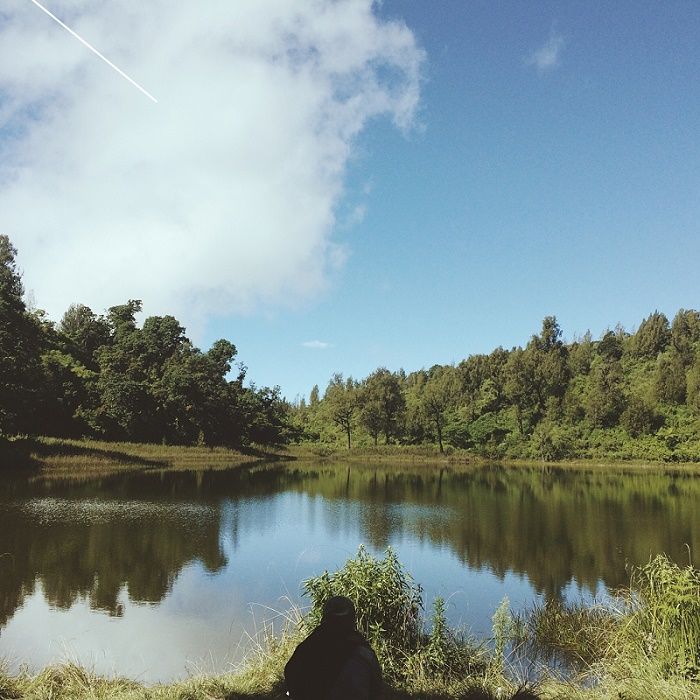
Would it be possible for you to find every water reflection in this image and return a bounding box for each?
[0,461,698,680]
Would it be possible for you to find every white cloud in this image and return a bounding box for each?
[527,29,565,72]
[0,0,424,326]
[302,340,332,349]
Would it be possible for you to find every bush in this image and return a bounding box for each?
[302,546,485,684]
[303,546,423,664]
[625,554,700,679]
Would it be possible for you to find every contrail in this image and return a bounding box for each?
[28,0,158,103]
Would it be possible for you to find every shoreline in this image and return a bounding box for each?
[2,437,699,474]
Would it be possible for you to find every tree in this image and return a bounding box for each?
[528,316,570,419]
[569,331,594,375]
[671,309,700,365]
[597,330,623,361]
[240,385,294,446]
[653,351,686,405]
[309,385,320,406]
[59,304,110,370]
[420,366,458,452]
[621,395,661,437]
[0,235,43,436]
[324,374,357,449]
[360,368,405,444]
[687,358,700,415]
[632,311,670,358]
[504,348,534,435]
[585,356,625,428]
[457,354,488,421]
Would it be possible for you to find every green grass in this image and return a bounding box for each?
[0,530,698,699]
[0,436,291,476]
[1,553,699,699]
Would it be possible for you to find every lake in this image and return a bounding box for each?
[0,460,698,682]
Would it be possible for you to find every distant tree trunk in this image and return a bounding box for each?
[515,405,524,435]
[435,419,444,453]
[346,425,351,450]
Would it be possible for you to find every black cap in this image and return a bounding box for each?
[321,595,356,625]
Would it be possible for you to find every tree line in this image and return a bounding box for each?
[292,313,700,461]
[0,235,293,447]
[3,232,700,460]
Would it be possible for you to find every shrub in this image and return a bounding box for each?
[302,546,485,685]
[303,545,423,666]
[625,554,700,679]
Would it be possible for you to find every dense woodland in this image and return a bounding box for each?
[2,234,700,460]
[291,312,700,462]
[0,235,293,447]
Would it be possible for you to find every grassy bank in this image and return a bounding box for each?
[0,436,290,474]
[288,443,700,471]
[3,437,698,477]
[1,551,698,700]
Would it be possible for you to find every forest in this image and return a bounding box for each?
[291,312,700,462]
[2,233,700,460]
[0,235,293,447]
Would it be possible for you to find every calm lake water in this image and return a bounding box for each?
[0,460,698,682]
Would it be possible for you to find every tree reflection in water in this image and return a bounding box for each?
[0,461,698,633]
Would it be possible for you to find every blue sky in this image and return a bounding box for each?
[211,1,700,399]
[1,0,699,400]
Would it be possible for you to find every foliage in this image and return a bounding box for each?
[302,546,484,685]
[303,546,423,664]
[625,554,700,679]
[292,307,700,462]
[491,597,517,672]
[0,236,295,448]
[4,234,700,461]
[2,551,699,699]
[524,554,700,683]
[0,235,44,436]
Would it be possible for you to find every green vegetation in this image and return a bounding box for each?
[1,550,698,699]
[3,233,699,463]
[0,435,287,473]
[291,313,700,462]
[0,235,295,450]
[521,554,700,696]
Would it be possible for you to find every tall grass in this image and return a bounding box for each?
[1,552,698,699]
[623,553,700,679]
[523,553,700,688]
[302,546,518,696]
[1,436,288,477]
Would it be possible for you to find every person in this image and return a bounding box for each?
[284,595,382,700]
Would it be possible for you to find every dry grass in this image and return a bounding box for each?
[1,436,291,478]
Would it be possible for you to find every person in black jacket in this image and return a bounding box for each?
[284,595,382,700]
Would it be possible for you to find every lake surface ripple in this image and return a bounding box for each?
[0,460,698,682]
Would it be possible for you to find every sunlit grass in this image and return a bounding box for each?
[0,548,698,699]
[1,436,290,478]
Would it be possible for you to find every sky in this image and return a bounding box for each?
[1,0,699,400]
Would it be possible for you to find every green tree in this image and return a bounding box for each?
[359,368,405,444]
[0,235,43,436]
[528,316,570,419]
[585,356,625,428]
[633,311,671,358]
[686,358,700,415]
[504,348,534,435]
[59,304,110,370]
[671,309,700,365]
[324,373,357,449]
[621,395,661,437]
[569,331,594,375]
[457,354,488,421]
[654,351,687,405]
[597,330,623,361]
[420,365,458,452]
